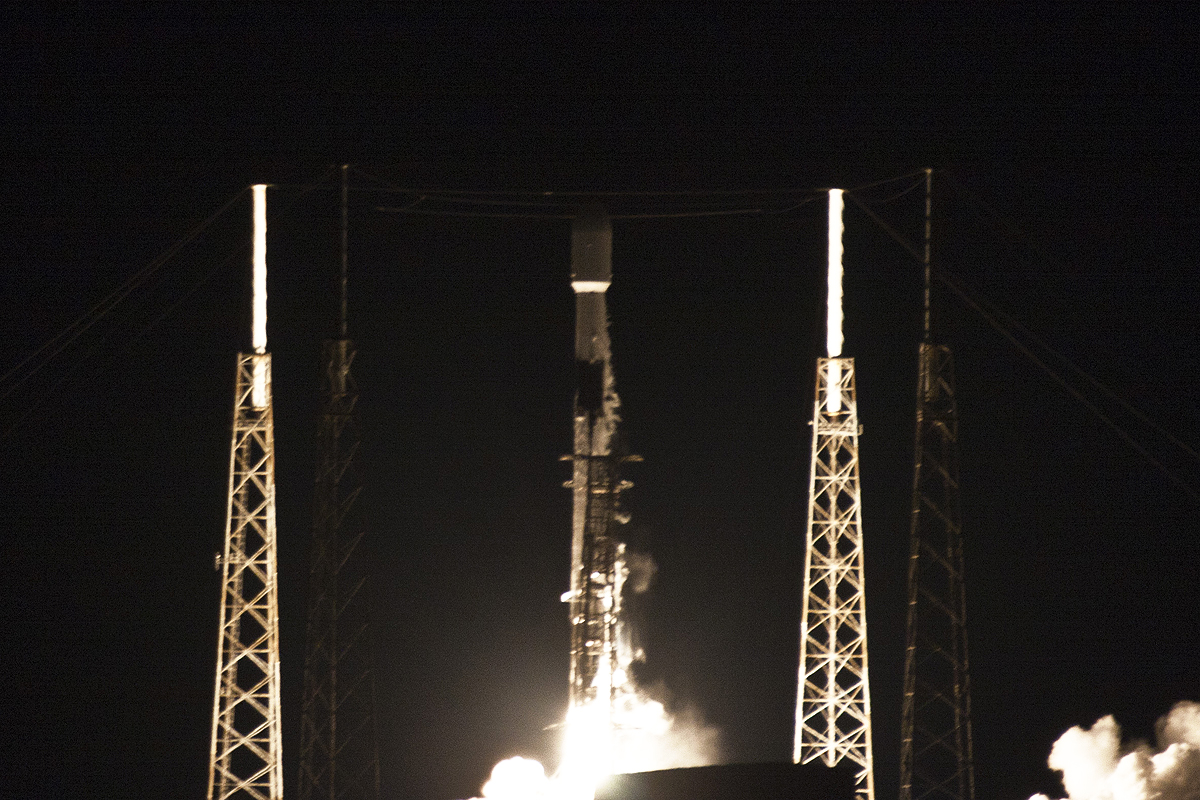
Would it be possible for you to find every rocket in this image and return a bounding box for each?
[565,205,626,718]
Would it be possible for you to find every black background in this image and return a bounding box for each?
[2,6,1198,800]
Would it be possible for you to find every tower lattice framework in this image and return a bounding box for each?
[299,167,381,800]
[298,337,380,800]
[208,352,284,800]
[795,356,874,800]
[900,169,975,800]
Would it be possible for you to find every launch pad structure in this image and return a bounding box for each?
[207,186,284,800]
[196,171,976,800]
[899,171,975,800]
[794,190,875,800]
[298,166,381,800]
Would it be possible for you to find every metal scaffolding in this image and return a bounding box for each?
[208,185,283,800]
[299,166,381,800]
[900,170,975,800]
[208,352,284,800]
[795,356,875,800]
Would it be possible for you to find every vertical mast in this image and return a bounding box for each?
[795,189,875,800]
[299,166,381,800]
[900,169,975,800]
[208,184,284,800]
[340,163,349,340]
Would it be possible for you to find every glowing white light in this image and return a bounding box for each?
[250,184,268,408]
[826,360,842,414]
[571,280,611,294]
[251,357,268,410]
[481,757,550,800]
[827,188,844,359]
[825,189,844,414]
[559,701,612,791]
[252,184,267,354]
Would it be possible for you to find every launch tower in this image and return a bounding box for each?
[299,166,381,800]
[899,171,975,800]
[207,185,284,800]
[795,189,875,800]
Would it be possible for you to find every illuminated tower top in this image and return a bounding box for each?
[827,188,844,359]
[252,184,267,354]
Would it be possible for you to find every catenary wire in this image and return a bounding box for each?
[0,187,250,400]
[845,188,1200,503]
[2,170,338,438]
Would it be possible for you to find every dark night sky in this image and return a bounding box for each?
[2,6,1198,800]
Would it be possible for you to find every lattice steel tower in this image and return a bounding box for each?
[899,170,975,800]
[208,185,284,800]
[795,189,875,800]
[299,166,381,800]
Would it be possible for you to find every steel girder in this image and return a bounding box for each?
[900,343,975,800]
[208,353,284,800]
[796,357,875,800]
[299,338,380,800]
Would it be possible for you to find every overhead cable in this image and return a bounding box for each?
[845,187,1200,503]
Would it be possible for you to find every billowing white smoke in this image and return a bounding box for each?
[609,687,723,774]
[468,547,722,800]
[623,551,657,595]
[609,550,721,772]
[1030,701,1200,800]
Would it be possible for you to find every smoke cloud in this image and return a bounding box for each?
[611,683,723,773]
[1030,701,1200,800]
[624,551,658,595]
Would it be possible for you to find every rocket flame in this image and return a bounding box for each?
[471,693,721,800]
[1030,701,1200,800]
[481,757,550,800]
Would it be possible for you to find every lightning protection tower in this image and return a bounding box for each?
[795,189,875,800]
[562,206,637,771]
[899,170,975,800]
[299,166,381,800]
[208,184,284,800]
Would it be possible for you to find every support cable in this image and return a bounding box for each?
[933,171,1200,464]
[1,172,338,440]
[845,189,1200,503]
[0,187,249,399]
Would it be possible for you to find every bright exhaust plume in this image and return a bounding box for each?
[470,694,721,800]
[1029,701,1200,800]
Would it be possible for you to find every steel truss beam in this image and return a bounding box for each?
[299,338,380,800]
[208,353,284,800]
[796,357,875,800]
[900,343,975,800]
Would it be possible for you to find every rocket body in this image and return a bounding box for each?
[567,207,623,719]
[570,208,616,596]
